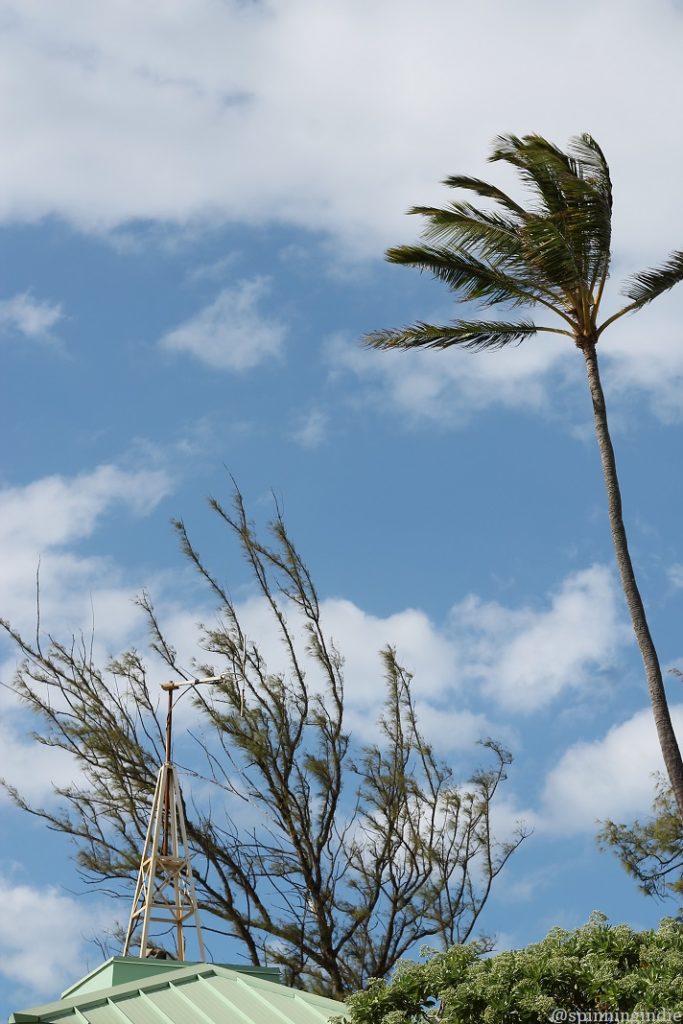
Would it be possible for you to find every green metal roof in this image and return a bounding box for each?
[59,957,282,998]
[9,960,347,1024]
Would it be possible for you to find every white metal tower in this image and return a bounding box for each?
[123,679,216,961]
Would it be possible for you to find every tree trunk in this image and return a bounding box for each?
[583,341,683,819]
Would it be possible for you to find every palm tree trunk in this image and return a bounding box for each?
[583,341,683,819]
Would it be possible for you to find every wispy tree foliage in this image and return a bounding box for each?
[0,488,526,998]
[599,655,683,910]
[367,133,683,819]
[599,775,683,905]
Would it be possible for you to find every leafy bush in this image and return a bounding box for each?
[339,913,683,1023]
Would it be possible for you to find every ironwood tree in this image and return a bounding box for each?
[599,653,683,910]
[0,487,526,998]
[598,775,683,905]
[366,133,683,819]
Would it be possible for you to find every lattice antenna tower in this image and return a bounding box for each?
[123,675,223,961]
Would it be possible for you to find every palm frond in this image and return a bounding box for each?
[385,243,568,316]
[621,251,683,308]
[489,135,579,220]
[518,215,585,294]
[489,134,612,289]
[568,134,613,209]
[441,175,526,218]
[364,319,545,352]
[443,154,593,297]
[408,202,523,263]
[491,134,580,179]
[567,134,613,296]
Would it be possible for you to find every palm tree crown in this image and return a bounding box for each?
[367,134,683,820]
[367,133,683,353]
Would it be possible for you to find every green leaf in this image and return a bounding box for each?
[384,243,560,310]
[364,319,543,352]
[489,133,612,289]
[621,251,683,308]
[441,174,526,217]
[408,202,522,264]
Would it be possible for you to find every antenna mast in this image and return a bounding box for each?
[123,676,220,961]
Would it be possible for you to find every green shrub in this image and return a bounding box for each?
[340,914,683,1023]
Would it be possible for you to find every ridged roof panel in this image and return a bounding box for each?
[9,964,347,1024]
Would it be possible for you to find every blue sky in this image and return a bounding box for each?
[1,0,683,1016]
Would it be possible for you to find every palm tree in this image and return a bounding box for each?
[366,134,683,818]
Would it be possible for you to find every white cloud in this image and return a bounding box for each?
[0,0,679,262]
[0,873,112,998]
[230,593,460,716]
[540,705,683,832]
[0,464,170,551]
[327,329,574,426]
[290,408,328,448]
[161,567,628,747]
[0,463,477,757]
[0,462,188,808]
[318,597,460,709]
[0,292,63,342]
[488,794,541,849]
[451,566,627,713]
[599,283,683,422]
[490,864,553,905]
[0,463,171,641]
[0,721,77,805]
[411,701,512,752]
[160,278,286,370]
[669,564,683,589]
[186,253,241,284]
[329,281,683,426]
[150,591,509,750]
[0,2,680,412]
